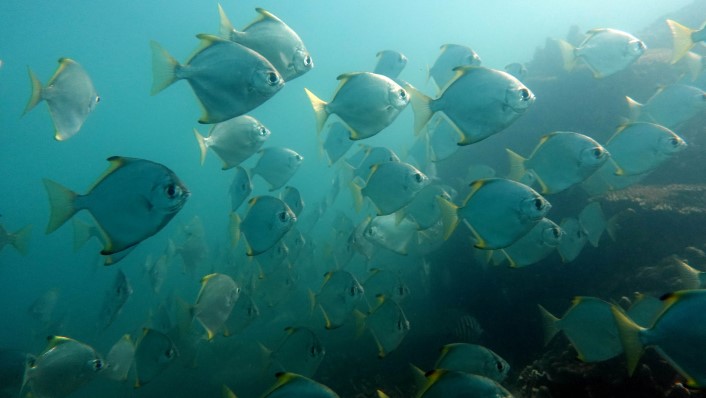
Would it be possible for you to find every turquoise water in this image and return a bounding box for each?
[0,1,699,397]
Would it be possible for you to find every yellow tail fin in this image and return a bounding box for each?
[10,225,32,256]
[43,179,78,234]
[667,19,695,63]
[149,40,180,95]
[23,67,43,115]
[304,88,329,134]
[193,128,208,166]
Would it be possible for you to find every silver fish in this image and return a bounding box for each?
[224,293,259,336]
[373,50,407,80]
[417,370,513,398]
[237,196,297,256]
[353,161,429,215]
[428,44,482,92]
[310,270,365,329]
[192,273,240,340]
[305,72,409,140]
[0,221,31,255]
[229,166,253,211]
[558,28,645,78]
[99,269,133,330]
[498,218,563,267]
[363,214,418,255]
[280,186,304,217]
[23,58,100,141]
[408,66,535,145]
[438,178,551,249]
[150,35,283,123]
[268,327,325,377]
[356,297,410,358]
[322,122,354,166]
[507,131,610,194]
[604,122,687,177]
[251,147,304,191]
[434,343,510,382]
[134,328,178,388]
[24,336,105,398]
[363,269,410,309]
[104,334,135,382]
[194,115,270,169]
[43,157,189,264]
[218,5,313,81]
[627,84,706,129]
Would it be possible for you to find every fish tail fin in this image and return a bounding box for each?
[307,289,317,315]
[611,305,645,375]
[10,224,32,256]
[222,384,238,398]
[625,96,643,122]
[217,3,237,39]
[376,390,391,398]
[537,304,560,346]
[229,212,241,248]
[667,19,695,63]
[43,179,78,234]
[406,84,434,134]
[304,88,329,134]
[23,67,43,115]
[349,177,365,213]
[505,148,527,181]
[436,196,459,240]
[556,39,577,71]
[149,40,180,95]
[193,128,208,166]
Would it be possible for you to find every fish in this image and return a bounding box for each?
[674,51,704,81]
[99,269,133,330]
[497,218,563,267]
[556,217,587,263]
[355,297,410,358]
[104,334,135,382]
[237,195,297,256]
[150,35,283,124]
[433,343,510,382]
[612,289,706,387]
[282,227,306,263]
[250,147,304,191]
[362,269,410,309]
[224,293,259,336]
[267,327,325,377]
[428,44,482,92]
[539,296,623,362]
[346,145,400,180]
[280,186,304,217]
[0,221,31,255]
[322,122,354,166]
[218,5,313,81]
[28,288,60,327]
[43,156,189,264]
[363,214,418,255]
[506,131,610,194]
[71,217,103,252]
[416,369,513,398]
[133,328,178,388]
[145,250,169,294]
[373,50,407,80]
[254,240,290,274]
[602,122,687,177]
[173,216,209,276]
[504,62,527,81]
[351,161,429,215]
[408,66,535,145]
[305,72,409,140]
[194,115,271,169]
[666,19,706,63]
[229,166,253,211]
[24,336,106,398]
[192,273,241,340]
[427,114,462,162]
[437,178,551,250]
[626,84,706,129]
[626,293,665,328]
[309,270,365,329]
[261,372,339,398]
[398,183,454,230]
[23,58,100,140]
[557,28,645,78]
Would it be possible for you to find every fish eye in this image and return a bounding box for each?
[257,126,269,136]
[593,148,604,158]
[670,137,680,146]
[165,348,175,359]
[519,88,530,100]
[266,72,280,86]
[496,361,504,371]
[93,359,103,370]
[278,211,289,223]
[534,198,544,210]
[304,55,313,67]
[414,173,423,183]
[165,183,178,198]
[399,89,407,99]
[552,227,561,238]
[95,96,101,103]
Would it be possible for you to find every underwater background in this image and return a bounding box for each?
[2,0,706,397]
